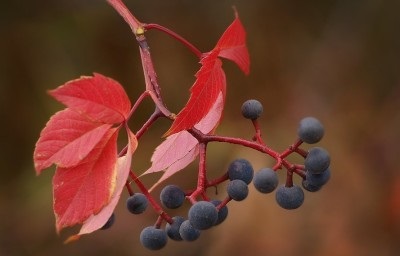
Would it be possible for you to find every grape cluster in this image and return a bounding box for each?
[135,198,230,250]
[101,101,331,251]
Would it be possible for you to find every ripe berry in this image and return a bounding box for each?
[179,220,201,241]
[275,185,304,210]
[100,213,115,230]
[228,158,254,184]
[302,179,321,192]
[227,179,249,201]
[126,193,148,214]
[188,201,218,230]
[160,184,185,209]
[302,168,331,192]
[165,216,185,241]
[297,117,324,144]
[210,200,228,225]
[305,147,330,174]
[241,99,263,120]
[253,168,278,193]
[140,226,168,250]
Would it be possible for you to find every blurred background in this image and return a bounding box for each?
[1,0,400,255]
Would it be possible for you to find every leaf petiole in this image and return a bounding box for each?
[144,23,202,58]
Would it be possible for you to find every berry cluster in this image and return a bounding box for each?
[100,99,331,251]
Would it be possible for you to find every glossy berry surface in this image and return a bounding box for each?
[253,168,278,193]
[297,117,324,144]
[275,185,304,210]
[241,99,263,120]
[140,226,168,250]
[228,158,254,184]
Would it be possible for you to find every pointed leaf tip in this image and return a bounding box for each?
[48,73,131,124]
[216,12,250,75]
[33,109,112,174]
[164,51,225,136]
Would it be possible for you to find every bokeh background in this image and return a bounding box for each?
[1,0,400,255]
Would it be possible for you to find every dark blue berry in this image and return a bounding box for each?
[165,216,185,241]
[253,168,279,193]
[227,179,249,201]
[275,185,304,210]
[303,168,331,191]
[139,226,167,250]
[126,193,148,214]
[188,201,218,230]
[297,117,324,144]
[305,147,330,174]
[179,220,201,241]
[228,158,254,184]
[241,99,263,120]
[210,200,228,225]
[160,184,185,209]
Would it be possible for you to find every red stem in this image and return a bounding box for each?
[129,171,173,224]
[135,108,164,140]
[187,143,208,203]
[107,0,141,34]
[126,90,150,121]
[217,196,232,211]
[280,138,304,158]
[251,119,265,144]
[144,23,202,58]
[188,128,280,159]
[206,172,229,187]
[125,181,134,196]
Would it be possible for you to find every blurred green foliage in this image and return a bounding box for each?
[1,0,399,255]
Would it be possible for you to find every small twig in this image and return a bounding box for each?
[144,23,202,58]
[129,171,173,224]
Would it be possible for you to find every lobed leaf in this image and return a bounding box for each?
[164,13,249,136]
[33,108,112,174]
[66,128,138,241]
[215,13,249,75]
[53,128,119,233]
[49,73,131,124]
[164,51,225,136]
[144,92,224,189]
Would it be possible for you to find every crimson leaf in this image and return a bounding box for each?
[164,14,249,136]
[49,73,131,124]
[53,128,119,232]
[144,92,224,190]
[66,128,138,242]
[33,108,112,174]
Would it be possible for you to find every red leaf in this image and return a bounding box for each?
[164,50,225,136]
[144,131,198,175]
[33,109,112,174]
[216,13,250,75]
[53,128,118,233]
[49,73,131,124]
[164,13,249,136]
[68,128,138,240]
[144,92,224,189]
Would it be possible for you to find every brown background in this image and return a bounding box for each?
[1,0,400,255]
